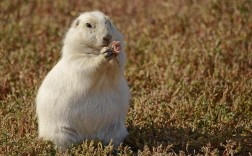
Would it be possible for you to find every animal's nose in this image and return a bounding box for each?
[103,34,112,43]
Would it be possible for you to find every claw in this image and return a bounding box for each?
[104,51,114,58]
[100,41,120,60]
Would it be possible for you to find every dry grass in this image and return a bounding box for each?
[0,0,252,155]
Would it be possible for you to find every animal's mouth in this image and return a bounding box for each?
[100,43,111,47]
[101,44,109,47]
[100,40,112,48]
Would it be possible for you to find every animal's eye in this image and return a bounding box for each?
[86,23,92,28]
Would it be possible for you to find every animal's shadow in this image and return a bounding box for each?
[45,122,250,155]
[123,122,251,155]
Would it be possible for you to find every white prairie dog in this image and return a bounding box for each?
[36,11,130,151]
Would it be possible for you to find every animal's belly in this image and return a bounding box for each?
[72,91,121,135]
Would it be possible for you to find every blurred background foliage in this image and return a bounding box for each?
[0,0,251,155]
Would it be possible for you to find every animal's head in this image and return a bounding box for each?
[64,11,123,53]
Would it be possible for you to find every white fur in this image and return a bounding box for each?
[36,11,130,151]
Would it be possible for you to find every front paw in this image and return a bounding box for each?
[100,47,115,59]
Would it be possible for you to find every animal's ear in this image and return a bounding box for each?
[72,19,80,28]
